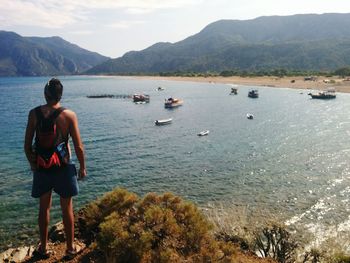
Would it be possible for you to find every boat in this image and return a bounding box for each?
[197,130,210,136]
[133,94,150,103]
[308,89,336,99]
[155,118,172,125]
[164,98,183,108]
[157,86,165,91]
[230,87,238,95]
[248,90,259,98]
[246,113,254,119]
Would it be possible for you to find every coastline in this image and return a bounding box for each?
[133,75,350,93]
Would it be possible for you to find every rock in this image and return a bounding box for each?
[0,246,34,262]
[0,248,14,262]
[49,221,66,242]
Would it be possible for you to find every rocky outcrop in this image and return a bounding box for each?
[0,222,65,262]
[0,246,34,262]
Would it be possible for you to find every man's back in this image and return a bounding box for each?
[32,105,78,146]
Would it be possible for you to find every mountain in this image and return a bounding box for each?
[0,31,109,76]
[87,13,350,74]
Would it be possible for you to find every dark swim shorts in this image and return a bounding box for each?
[32,163,79,198]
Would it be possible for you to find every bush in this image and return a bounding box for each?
[329,252,350,263]
[254,223,297,263]
[77,188,138,244]
[78,188,240,263]
[302,248,322,263]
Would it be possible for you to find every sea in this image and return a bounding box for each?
[1,76,350,251]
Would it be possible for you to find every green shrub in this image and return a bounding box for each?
[77,188,138,243]
[79,188,239,263]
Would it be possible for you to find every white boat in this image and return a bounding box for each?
[246,114,254,119]
[198,130,210,136]
[155,118,172,125]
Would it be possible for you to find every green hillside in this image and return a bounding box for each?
[86,13,350,74]
[0,31,109,76]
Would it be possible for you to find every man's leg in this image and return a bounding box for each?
[39,191,52,251]
[60,196,74,251]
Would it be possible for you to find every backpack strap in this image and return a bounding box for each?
[50,107,68,144]
[50,107,65,121]
[34,106,45,121]
[35,106,66,121]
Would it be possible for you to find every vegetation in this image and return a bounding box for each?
[254,224,298,263]
[77,188,274,263]
[75,188,350,263]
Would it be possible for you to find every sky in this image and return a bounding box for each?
[1,0,350,58]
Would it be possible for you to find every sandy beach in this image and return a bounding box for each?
[135,75,350,93]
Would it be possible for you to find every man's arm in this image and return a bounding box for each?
[24,110,36,171]
[69,111,86,179]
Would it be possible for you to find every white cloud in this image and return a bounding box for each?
[0,0,78,28]
[72,0,200,10]
[0,0,200,28]
[108,20,145,29]
[69,30,94,35]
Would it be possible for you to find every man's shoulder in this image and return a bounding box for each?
[61,108,77,119]
[28,106,40,117]
[30,105,40,112]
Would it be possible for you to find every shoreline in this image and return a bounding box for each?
[133,75,350,93]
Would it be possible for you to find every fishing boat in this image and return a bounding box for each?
[133,94,150,103]
[197,130,210,136]
[155,118,172,125]
[164,98,183,108]
[308,89,336,99]
[248,90,259,98]
[246,113,254,119]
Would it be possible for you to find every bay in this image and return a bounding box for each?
[1,76,350,250]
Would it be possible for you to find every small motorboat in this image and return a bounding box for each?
[248,89,259,98]
[164,98,183,108]
[157,86,165,91]
[246,114,254,119]
[155,118,172,125]
[133,94,150,103]
[198,130,210,136]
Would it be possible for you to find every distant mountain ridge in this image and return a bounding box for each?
[0,31,109,76]
[87,13,350,74]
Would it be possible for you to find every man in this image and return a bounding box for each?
[24,78,86,258]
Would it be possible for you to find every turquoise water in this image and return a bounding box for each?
[1,76,350,250]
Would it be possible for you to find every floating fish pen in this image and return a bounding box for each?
[87,94,133,99]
